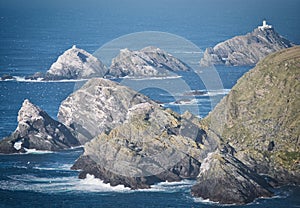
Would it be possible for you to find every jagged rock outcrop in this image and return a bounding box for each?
[201,46,300,185]
[71,102,217,189]
[57,78,154,144]
[200,21,294,66]
[191,151,273,205]
[0,99,80,153]
[61,78,217,188]
[108,46,190,77]
[44,45,107,80]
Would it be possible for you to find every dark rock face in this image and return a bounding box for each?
[200,23,294,66]
[108,46,190,77]
[191,151,273,205]
[68,79,218,189]
[44,45,107,80]
[202,46,300,185]
[0,99,80,153]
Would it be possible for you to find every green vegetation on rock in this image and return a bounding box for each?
[203,46,300,184]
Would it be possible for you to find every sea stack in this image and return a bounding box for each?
[44,45,107,80]
[200,20,294,66]
[108,46,190,77]
[0,99,80,153]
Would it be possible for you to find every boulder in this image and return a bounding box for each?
[0,99,80,153]
[108,46,190,77]
[200,21,294,66]
[191,150,273,205]
[44,45,107,80]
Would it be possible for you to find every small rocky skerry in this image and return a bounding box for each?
[0,99,80,153]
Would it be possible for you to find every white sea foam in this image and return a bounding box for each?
[144,180,196,193]
[123,75,182,80]
[207,89,230,96]
[74,174,131,192]
[193,197,222,205]
[1,171,196,194]
[33,163,74,171]
[3,174,77,193]
[23,148,53,154]
[168,99,198,106]
[2,76,89,83]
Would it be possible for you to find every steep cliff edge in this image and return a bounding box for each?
[200,21,294,66]
[201,46,300,184]
[191,150,273,205]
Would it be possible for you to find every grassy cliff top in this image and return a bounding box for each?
[203,46,300,182]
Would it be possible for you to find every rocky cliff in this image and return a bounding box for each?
[191,150,273,204]
[57,78,154,144]
[200,46,300,185]
[59,78,217,188]
[0,99,80,153]
[44,45,107,80]
[71,102,217,189]
[108,46,190,77]
[200,22,294,66]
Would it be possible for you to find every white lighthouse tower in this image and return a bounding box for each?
[258,20,272,30]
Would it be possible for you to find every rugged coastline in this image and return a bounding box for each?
[0,44,299,205]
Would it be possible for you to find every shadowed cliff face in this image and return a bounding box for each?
[200,27,294,67]
[191,151,273,205]
[202,46,300,184]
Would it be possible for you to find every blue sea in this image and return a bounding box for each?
[0,0,300,207]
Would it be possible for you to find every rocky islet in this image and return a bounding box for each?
[200,20,294,66]
[0,99,80,153]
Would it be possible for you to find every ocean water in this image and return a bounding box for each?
[1,0,300,207]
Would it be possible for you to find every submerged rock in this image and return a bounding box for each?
[191,151,273,205]
[108,46,190,77]
[202,46,300,185]
[44,45,107,80]
[0,99,80,153]
[25,72,45,80]
[1,74,15,81]
[200,20,294,66]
